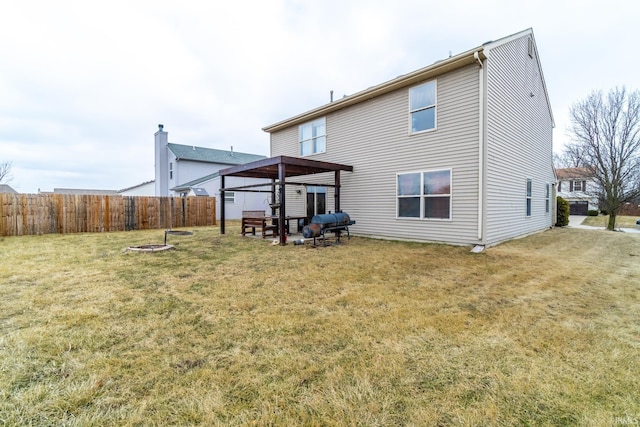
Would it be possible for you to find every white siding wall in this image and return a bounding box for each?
[168,159,271,219]
[557,179,599,211]
[167,152,178,194]
[484,36,555,245]
[173,160,229,194]
[271,64,481,245]
[119,181,155,196]
[215,176,273,220]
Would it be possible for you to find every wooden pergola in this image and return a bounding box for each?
[218,156,353,245]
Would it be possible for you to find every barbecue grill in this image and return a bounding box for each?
[302,212,355,245]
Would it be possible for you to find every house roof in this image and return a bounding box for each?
[556,167,593,180]
[53,188,119,195]
[168,143,267,165]
[189,187,209,196]
[0,184,17,194]
[117,180,155,193]
[263,28,554,133]
[171,172,220,192]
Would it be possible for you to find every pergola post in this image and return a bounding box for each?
[220,175,226,234]
[278,163,286,246]
[270,179,277,216]
[335,170,341,212]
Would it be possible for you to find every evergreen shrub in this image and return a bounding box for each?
[556,196,570,226]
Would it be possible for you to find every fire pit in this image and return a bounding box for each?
[127,244,175,253]
[126,229,193,253]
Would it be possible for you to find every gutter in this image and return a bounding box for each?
[474,51,485,242]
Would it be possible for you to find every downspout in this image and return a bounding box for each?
[474,51,485,242]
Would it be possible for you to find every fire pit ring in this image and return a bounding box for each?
[127,244,175,252]
[126,229,193,253]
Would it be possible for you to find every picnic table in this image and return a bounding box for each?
[241,211,307,238]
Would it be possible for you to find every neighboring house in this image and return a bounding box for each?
[556,167,599,215]
[262,28,555,247]
[52,188,119,195]
[171,171,273,220]
[0,184,18,194]
[154,125,270,219]
[118,180,155,196]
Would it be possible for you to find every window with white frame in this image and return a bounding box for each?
[545,183,550,213]
[572,180,583,191]
[169,162,173,180]
[526,178,532,217]
[224,191,235,203]
[409,81,436,133]
[397,169,451,219]
[299,118,326,156]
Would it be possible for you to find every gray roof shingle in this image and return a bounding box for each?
[0,184,18,194]
[168,143,266,165]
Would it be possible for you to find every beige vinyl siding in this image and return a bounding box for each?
[271,64,481,245]
[484,35,555,246]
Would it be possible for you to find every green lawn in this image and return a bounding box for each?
[1,225,639,426]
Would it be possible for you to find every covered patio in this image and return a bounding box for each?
[218,156,353,245]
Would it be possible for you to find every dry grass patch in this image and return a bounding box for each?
[1,226,639,425]
[582,214,639,228]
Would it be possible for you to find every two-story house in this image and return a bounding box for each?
[154,125,270,219]
[556,167,599,215]
[220,28,555,247]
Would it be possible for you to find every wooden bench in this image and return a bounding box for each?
[241,210,278,238]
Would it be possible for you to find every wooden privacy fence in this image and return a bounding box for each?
[0,194,217,236]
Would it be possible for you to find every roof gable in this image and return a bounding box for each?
[482,28,555,127]
[168,143,266,165]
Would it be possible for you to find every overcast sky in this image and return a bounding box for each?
[2,0,639,193]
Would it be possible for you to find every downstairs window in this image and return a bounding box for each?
[397,169,451,219]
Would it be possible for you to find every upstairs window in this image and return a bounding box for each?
[572,180,583,192]
[409,81,436,133]
[169,162,173,180]
[299,118,326,156]
[224,191,235,204]
[397,169,451,220]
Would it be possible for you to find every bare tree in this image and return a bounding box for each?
[554,142,589,169]
[569,87,640,230]
[0,161,12,184]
